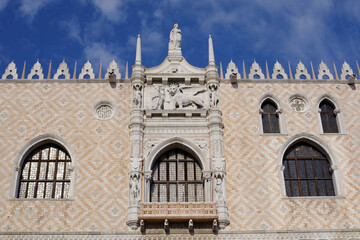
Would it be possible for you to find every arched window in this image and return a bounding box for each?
[283,142,335,197]
[150,148,204,202]
[261,100,280,133]
[319,100,339,133]
[18,143,72,199]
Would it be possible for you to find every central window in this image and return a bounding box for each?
[150,148,204,202]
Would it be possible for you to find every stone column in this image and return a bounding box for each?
[127,35,145,230]
[206,35,230,229]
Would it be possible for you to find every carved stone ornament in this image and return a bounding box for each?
[169,23,181,51]
[151,86,165,110]
[105,59,121,80]
[79,60,95,79]
[318,60,334,80]
[214,176,224,200]
[294,60,311,79]
[129,173,141,203]
[248,60,265,79]
[272,60,288,79]
[130,157,142,171]
[340,61,354,80]
[144,139,159,157]
[27,60,44,80]
[54,60,70,79]
[212,157,225,172]
[164,82,207,110]
[2,61,18,79]
[225,59,241,80]
[289,95,308,112]
[132,84,143,109]
[208,83,219,108]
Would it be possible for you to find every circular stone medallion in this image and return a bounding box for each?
[289,95,309,112]
[93,101,115,120]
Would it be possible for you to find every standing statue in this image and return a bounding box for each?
[169,23,182,50]
[151,86,165,110]
[133,84,142,108]
[209,84,219,108]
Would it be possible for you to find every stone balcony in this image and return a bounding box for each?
[139,202,217,221]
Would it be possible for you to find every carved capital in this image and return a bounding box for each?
[276,108,283,114]
[144,170,152,182]
[259,108,264,114]
[330,164,338,172]
[334,108,341,115]
[202,171,212,181]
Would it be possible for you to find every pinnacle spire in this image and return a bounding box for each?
[208,35,215,65]
[135,35,142,65]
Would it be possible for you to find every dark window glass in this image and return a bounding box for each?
[283,142,335,197]
[320,100,339,133]
[18,144,71,199]
[261,100,280,133]
[150,148,204,202]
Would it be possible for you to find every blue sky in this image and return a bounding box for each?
[0,0,359,77]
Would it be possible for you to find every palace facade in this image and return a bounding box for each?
[0,25,360,239]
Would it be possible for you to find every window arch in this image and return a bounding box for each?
[18,143,72,199]
[261,99,280,133]
[150,148,204,202]
[283,142,335,197]
[319,100,339,133]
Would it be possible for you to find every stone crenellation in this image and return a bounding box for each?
[1,59,359,81]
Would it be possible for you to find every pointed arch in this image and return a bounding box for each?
[316,94,346,134]
[258,93,287,134]
[10,134,76,199]
[144,137,211,202]
[278,133,344,197]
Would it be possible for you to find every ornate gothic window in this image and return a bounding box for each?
[150,148,204,202]
[283,142,335,197]
[261,100,280,133]
[18,144,72,199]
[319,100,339,133]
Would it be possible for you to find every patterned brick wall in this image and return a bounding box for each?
[220,82,360,231]
[0,81,131,232]
[1,80,360,234]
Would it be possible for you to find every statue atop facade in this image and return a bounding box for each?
[169,23,182,51]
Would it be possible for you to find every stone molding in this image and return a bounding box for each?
[1,229,360,239]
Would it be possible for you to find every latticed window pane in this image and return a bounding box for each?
[261,100,280,133]
[320,100,339,133]
[283,142,335,197]
[150,148,204,202]
[18,144,72,199]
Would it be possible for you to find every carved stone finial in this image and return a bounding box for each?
[105,59,121,80]
[340,61,354,80]
[2,61,18,79]
[318,60,334,80]
[272,60,288,79]
[27,60,44,80]
[79,60,95,79]
[225,59,240,80]
[249,60,265,79]
[295,60,311,79]
[54,60,70,79]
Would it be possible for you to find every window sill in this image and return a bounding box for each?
[320,133,347,136]
[8,198,75,201]
[260,133,288,136]
[282,195,345,200]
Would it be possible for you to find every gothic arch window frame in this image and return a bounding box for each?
[316,94,346,134]
[144,137,211,202]
[278,133,344,198]
[258,94,287,135]
[10,134,76,200]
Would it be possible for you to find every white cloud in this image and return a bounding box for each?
[19,0,55,19]
[84,0,129,22]
[59,18,83,44]
[0,0,8,10]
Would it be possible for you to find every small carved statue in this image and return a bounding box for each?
[214,177,223,200]
[169,23,181,51]
[133,84,142,108]
[164,219,169,231]
[151,86,165,110]
[208,84,219,108]
[129,176,140,202]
